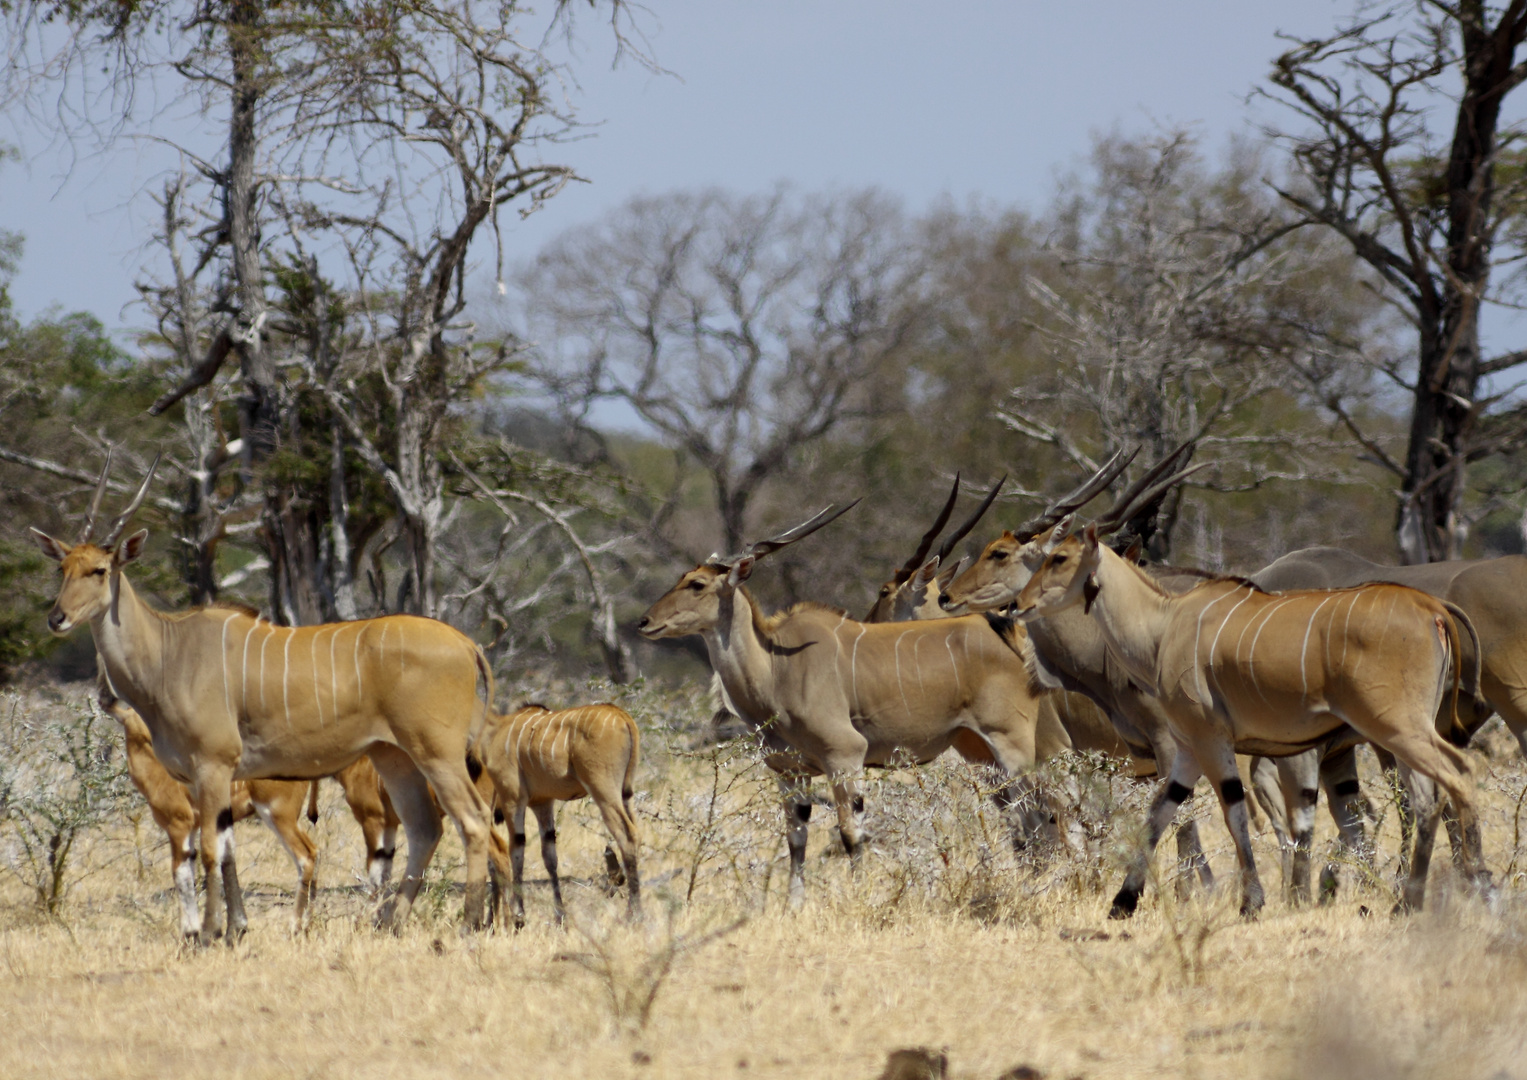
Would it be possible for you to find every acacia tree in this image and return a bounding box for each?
[521,186,929,555]
[1265,1,1527,562]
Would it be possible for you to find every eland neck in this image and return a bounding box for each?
[91,574,167,708]
[701,587,778,726]
[1084,545,1173,693]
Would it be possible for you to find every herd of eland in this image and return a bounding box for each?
[20,444,1526,944]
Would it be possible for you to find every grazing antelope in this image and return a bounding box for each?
[638,503,1077,902]
[31,454,506,943]
[1012,525,1490,916]
[471,703,641,925]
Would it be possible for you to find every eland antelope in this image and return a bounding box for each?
[939,449,1233,911]
[1253,547,1527,758]
[941,449,1383,910]
[637,502,1080,902]
[472,703,641,925]
[1012,525,1489,916]
[99,680,401,931]
[31,454,507,942]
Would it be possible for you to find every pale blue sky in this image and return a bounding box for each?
[4,1,1349,332]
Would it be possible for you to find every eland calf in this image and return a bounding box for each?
[472,703,641,925]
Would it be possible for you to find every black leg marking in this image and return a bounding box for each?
[1221,778,1246,805]
[1110,885,1141,919]
[794,803,812,823]
[1165,781,1195,804]
[543,830,557,843]
[493,808,505,826]
[1334,779,1362,798]
[215,808,235,832]
[1300,787,1320,807]
[512,833,527,846]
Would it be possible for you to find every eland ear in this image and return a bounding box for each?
[912,556,941,588]
[727,556,756,587]
[29,527,70,563]
[1123,539,1143,564]
[1083,523,1099,549]
[115,529,149,566]
[1043,516,1072,554]
[937,555,968,588]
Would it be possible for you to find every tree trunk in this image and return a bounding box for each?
[226,0,276,467]
[265,494,328,625]
[329,426,358,620]
[1395,3,1516,563]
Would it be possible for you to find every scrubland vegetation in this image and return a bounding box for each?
[2,677,1525,1080]
[7,2,1527,1077]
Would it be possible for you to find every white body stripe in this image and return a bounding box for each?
[282,628,294,723]
[220,613,236,719]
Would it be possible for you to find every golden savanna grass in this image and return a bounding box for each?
[3,678,1526,1080]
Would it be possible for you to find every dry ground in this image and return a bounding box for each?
[2,678,1526,1080]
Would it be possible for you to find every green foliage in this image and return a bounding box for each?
[0,537,59,680]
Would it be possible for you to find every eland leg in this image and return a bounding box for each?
[585,772,642,920]
[367,746,442,931]
[509,804,528,928]
[336,758,398,897]
[174,828,200,939]
[251,784,318,933]
[1205,748,1264,917]
[1382,724,1490,910]
[532,802,564,924]
[1396,767,1441,913]
[830,775,867,864]
[1112,752,1204,919]
[1275,749,1322,905]
[1319,746,1369,902]
[778,775,813,908]
[1248,756,1293,891]
[191,762,241,946]
[406,749,501,931]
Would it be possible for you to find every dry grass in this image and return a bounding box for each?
[2,678,1526,1080]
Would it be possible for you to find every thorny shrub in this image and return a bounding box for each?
[501,674,1231,926]
[0,688,133,916]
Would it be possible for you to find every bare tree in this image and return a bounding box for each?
[1264,1,1527,562]
[519,187,929,554]
[4,0,648,624]
[1003,131,1380,559]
